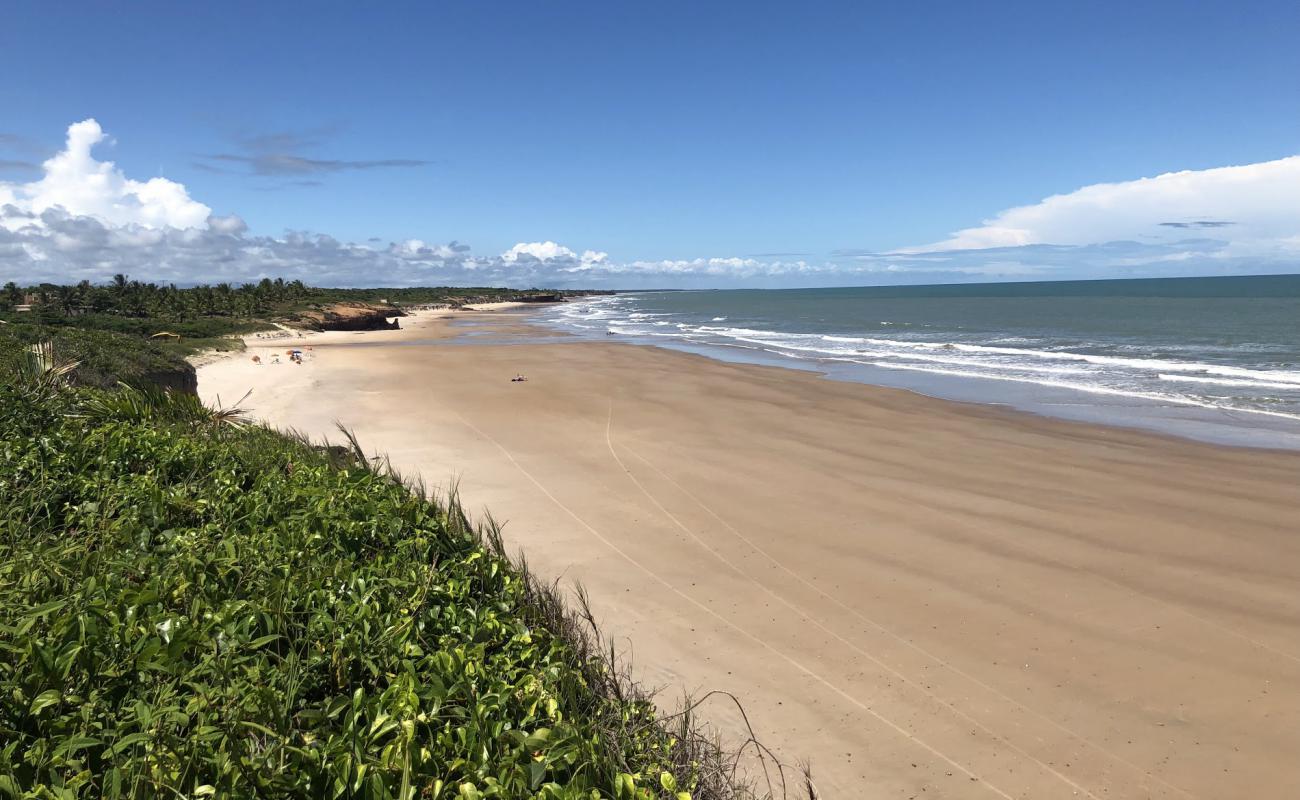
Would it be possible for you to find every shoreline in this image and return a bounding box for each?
[513,306,1300,455]
[545,294,1300,452]
[198,308,1300,798]
[202,305,1298,458]
[639,338,1300,453]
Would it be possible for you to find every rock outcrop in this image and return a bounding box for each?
[283,302,406,332]
[443,292,569,308]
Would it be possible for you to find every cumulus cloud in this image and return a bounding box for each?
[207,213,248,235]
[500,241,609,269]
[4,119,1299,289]
[900,155,1300,255]
[1,119,212,231]
[501,241,577,262]
[389,239,471,260]
[837,154,1300,284]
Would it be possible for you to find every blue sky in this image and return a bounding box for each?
[2,1,1299,287]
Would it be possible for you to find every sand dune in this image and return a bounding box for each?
[199,309,1300,799]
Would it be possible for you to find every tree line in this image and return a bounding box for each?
[1,275,311,318]
[1,276,591,320]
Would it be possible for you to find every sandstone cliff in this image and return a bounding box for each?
[283,302,405,332]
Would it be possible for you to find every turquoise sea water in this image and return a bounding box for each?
[540,275,1300,449]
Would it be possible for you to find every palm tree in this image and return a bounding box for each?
[55,285,77,316]
[87,287,113,313]
[2,282,21,308]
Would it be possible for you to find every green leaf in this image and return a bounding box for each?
[109,732,152,755]
[239,720,278,738]
[522,727,551,750]
[247,634,279,650]
[52,736,103,758]
[29,689,61,714]
[528,760,546,790]
[23,599,67,619]
[105,768,123,799]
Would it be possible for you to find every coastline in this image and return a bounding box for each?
[198,307,1300,798]
[542,292,1300,452]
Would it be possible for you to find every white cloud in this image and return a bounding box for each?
[3,119,1299,289]
[389,238,469,260]
[501,241,575,262]
[207,213,248,235]
[500,242,611,270]
[2,119,212,232]
[501,241,590,263]
[902,155,1300,254]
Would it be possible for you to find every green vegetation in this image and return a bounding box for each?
[2,277,309,323]
[0,324,199,392]
[0,277,602,387]
[296,287,584,308]
[1,277,598,324]
[0,348,762,799]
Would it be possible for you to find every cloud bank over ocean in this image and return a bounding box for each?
[2,120,1298,288]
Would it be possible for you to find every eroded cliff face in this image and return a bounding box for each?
[282,302,406,332]
[445,292,565,307]
[143,363,198,394]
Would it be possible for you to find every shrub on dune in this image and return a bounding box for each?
[0,369,764,799]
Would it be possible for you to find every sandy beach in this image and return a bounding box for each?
[199,307,1300,799]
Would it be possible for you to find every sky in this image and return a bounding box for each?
[2,0,1299,288]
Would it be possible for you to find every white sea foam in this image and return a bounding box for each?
[540,294,1300,428]
[823,335,1300,384]
[1158,374,1300,390]
[872,363,1300,422]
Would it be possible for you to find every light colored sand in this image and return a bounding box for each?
[199,310,1300,799]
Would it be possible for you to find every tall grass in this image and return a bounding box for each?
[0,366,807,798]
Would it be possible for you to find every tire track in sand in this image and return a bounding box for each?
[613,435,1199,800]
[452,408,1018,800]
[605,403,1114,800]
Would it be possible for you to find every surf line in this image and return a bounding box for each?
[451,408,1017,800]
[612,441,1200,800]
[604,403,1120,800]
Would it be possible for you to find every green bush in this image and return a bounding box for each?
[14,311,268,340]
[0,325,195,390]
[0,381,741,799]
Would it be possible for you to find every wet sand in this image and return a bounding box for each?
[198,308,1300,799]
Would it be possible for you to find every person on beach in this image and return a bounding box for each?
[511,374,527,382]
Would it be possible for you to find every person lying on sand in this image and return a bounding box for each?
[511,374,527,382]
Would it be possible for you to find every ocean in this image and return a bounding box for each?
[540,274,1300,449]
